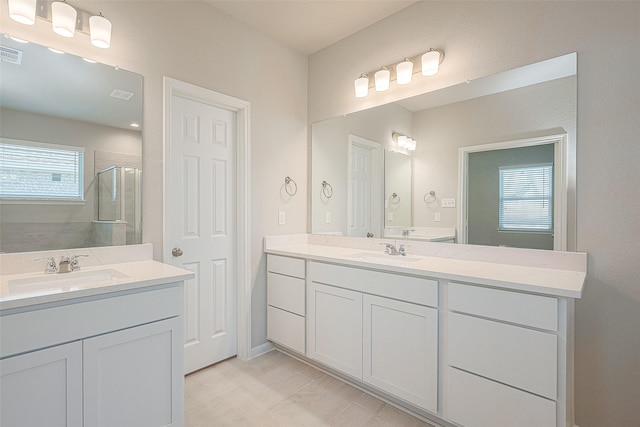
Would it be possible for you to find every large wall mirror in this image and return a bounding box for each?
[0,37,143,253]
[311,53,576,251]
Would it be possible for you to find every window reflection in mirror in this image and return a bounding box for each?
[311,53,576,251]
[0,37,143,253]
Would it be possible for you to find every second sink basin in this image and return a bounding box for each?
[8,269,130,293]
[349,252,422,265]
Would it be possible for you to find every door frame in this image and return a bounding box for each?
[347,134,383,237]
[457,134,567,251]
[163,77,251,360]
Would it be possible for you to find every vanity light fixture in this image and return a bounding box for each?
[8,0,113,49]
[392,132,417,151]
[374,67,390,91]
[51,1,77,37]
[8,0,37,25]
[353,48,444,97]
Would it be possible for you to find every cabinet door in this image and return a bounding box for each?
[0,341,82,427]
[83,317,184,427]
[363,294,438,412]
[307,282,362,379]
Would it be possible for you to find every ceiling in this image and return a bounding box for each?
[205,0,418,55]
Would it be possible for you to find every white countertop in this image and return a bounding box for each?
[0,260,194,311]
[264,235,586,298]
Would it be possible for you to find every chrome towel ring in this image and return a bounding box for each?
[424,190,436,203]
[321,181,333,198]
[284,176,297,196]
[389,192,401,204]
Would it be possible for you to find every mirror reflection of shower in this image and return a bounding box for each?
[96,166,142,246]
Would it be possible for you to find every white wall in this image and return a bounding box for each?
[0,1,308,351]
[308,2,640,426]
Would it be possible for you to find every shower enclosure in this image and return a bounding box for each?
[96,166,142,245]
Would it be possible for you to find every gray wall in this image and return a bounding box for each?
[467,144,554,249]
[308,2,640,426]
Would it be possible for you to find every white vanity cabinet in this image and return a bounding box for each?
[266,254,306,354]
[445,282,567,427]
[0,283,184,427]
[308,261,439,413]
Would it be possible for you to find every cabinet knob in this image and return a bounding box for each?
[172,247,183,257]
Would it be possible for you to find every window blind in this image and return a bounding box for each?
[0,139,84,200]
[499,164,553,231]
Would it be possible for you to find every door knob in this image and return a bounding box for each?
[172,247,183,257]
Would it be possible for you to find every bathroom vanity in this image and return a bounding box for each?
[0,244,193,427]
[264,234,586,427]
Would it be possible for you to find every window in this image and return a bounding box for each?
[499,163,553,231]
[0,139,84,201]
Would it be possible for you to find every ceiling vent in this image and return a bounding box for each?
[110,89,134,101]
[0,45,23,65]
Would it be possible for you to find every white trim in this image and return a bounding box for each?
[347,134,383,237]
[162,77,252,361]
[457,134,568,251]
[250,341,275,359]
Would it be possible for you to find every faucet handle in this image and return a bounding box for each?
[35,257,57,274]
[69,254,89,271]
[379,242,391,253]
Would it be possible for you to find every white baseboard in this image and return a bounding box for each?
[249,341,274,359]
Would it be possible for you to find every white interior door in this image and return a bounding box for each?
[167,92,237,374]
[348,135,382,237]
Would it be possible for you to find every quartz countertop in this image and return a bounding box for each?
[264,234,587,299]
[0,260,194,311]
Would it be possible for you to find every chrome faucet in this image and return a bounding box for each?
[402,228,415,237]
[70,254,89,271]
[58,256,71,273]
[380,242,406,256]
[35,257,57,274]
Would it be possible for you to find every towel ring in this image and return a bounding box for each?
[322,181,333,198]
[424,190,436,203]
[284,176,297,196]
[389,192,401,204]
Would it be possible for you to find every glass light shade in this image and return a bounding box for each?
[407,138,417,151]
[421,50,441,76]
[374,68,390,91]
[90,14,112,48]
[397,135,408,148]
[354,75,369,98]
[396,59,413,85]
[52,1,77,38]
[8,0,36,25]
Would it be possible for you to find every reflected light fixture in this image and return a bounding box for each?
[421,49,441,76]
[375,67,390,91]
[354,47,444,97]
[354,74,369,98]
[8,0,36,25]
[7,0,113,49]
[392,132,417,151]
[51,1,77,37]
[396,58,413,85]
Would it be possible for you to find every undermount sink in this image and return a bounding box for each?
[349,252,422,265]
[8,269,130,292]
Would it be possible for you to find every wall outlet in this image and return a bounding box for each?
[325,211,331,224]
[387,212,394,221]
[435,212,442,222]
[278,211,285,225]
[442,198,456,208]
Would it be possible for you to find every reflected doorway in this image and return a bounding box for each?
[347,135,382,237]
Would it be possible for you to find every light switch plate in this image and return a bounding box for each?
[387,212,394,221]
[435,212,442,222]
[325,212,331,224]
[278,211,285,225]
[442,198,456,208]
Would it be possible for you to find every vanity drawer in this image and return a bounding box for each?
[267,272,305,316]
[448,312,558,400]
[267,306,305,354]
[267,255,305,278]
[309,262,438,308]
[448,282,558,331]
[445,367,557,427]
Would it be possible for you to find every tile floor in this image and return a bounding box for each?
[185,349,437,427]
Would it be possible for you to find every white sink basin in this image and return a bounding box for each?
[8,269,129,292]
[349,252,422,265]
